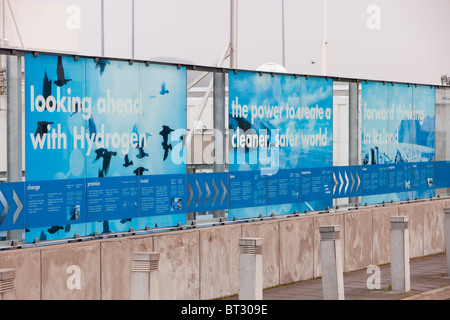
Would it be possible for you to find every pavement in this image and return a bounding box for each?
[225,252,450,300]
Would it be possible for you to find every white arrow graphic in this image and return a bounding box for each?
[339,171,344,194]
[333,172,337,195]
[0,191,10,226]
[344,171,349,194]
[220,179,227,205]
[212,179,219,206]
[356,171,361,192]
[204,180,211,206]
[12,190,22,224]
[187,181,194,208]
[195,179,202,207]
[350,172,355,193]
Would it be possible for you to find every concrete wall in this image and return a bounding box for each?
[0,198,449,300]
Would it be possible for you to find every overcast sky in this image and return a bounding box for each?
[3,0,450,85]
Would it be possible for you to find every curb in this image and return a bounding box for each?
[401,284,450,300]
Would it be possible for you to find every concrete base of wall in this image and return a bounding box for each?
[0,198,449,300]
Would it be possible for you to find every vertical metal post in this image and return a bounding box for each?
[131,0,134,59]
[101,0,104,56]
[281,0,285,68]
[349,81,359,204]
[6,52,22,242]
[321,0,327,76]
[213,72,225,219]
[230,0,238,69]
[213,72,225,172]
[6,53,22,183]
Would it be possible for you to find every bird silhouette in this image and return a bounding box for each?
[123,154,133,167]
[133,167,148,176]
[35,121,54,137]
[93,148,116,177]
[95,59,110,75]
[54,56,72,87]
[42,71,52,109]
[99,150,117,177]
[47,226,63,235]
[88,116,99,141]
[136,138,149,159]
[93,148,107,161]
[160,82,169,95]
[159,125,174,161]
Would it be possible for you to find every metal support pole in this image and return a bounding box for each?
[349,81,359,204]
[131,252,160,300]
[390,216,410,292]
[213,72,226,218]
[100,0,104,57]
[319,225,345,300]
[239,238,263,300]
[6,52,22,242]
[230,0,238,69]
[6,53,22,183]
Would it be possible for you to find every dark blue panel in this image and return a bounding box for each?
[25,178,86,229]
[0,182,25,232]
[387,163,413,193]
[139,173,186,217]
[361,164,388,196]
[267,169,300,206]
[435,161,450,189]
[412,162,435,198]
[86,176,138,222]
[301,167,333,201]
[229,170,266,209]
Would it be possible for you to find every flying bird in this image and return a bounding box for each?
[47,226,63,235]
[54,56,72,87]
[133,167,149,176]
[94,148,117,177]
[35,121,54,137]
[42,71,52,109]
[123,154,133,167]
[159,125,174,161]
[93,148,107,161]
[95,59,110,75]
[136,138,149,159]
[160,82,169,95]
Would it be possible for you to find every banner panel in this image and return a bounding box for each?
[24,54,187,241]
[361,82,436,203]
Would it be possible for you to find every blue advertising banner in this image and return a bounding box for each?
[361,82,435,203]
[24,53,187,241]
[228,71,332,218]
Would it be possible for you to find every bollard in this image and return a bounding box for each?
[131,252,160,300]
[239,238,263,300]
[444,208,450,275]
[390,216,410,292]
[319,225,345,300]
[0,269,16,300]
